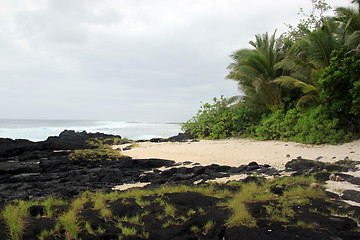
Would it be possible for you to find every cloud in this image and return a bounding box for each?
[0,0,354,121]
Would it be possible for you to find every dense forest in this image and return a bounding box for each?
[182,0,360,144]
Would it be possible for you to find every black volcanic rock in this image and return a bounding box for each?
[0,130,123,158]
[0,138,36,158]
[285,158,356,174]
[168,132,194,142]
[38,130,122,150]
[342,190,360,203]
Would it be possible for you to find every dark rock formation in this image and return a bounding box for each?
[0,131,282,206]
[342,190,360,203]
[285,158,359,175]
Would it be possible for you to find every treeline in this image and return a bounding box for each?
[182,0,360,144]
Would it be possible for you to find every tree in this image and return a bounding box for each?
[335,0,360,51]
[283,0,331,41]
[318,48,360,134]
[226,32,289,112]
[274,18,340,107]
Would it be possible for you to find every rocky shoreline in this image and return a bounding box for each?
[1,130,360,239]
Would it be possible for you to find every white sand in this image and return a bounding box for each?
[115,138,360,169]
[113,139,360,205]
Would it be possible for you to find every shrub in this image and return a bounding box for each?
[181,96,260,139]
[254,106,353,144]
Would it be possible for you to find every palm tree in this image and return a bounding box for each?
[335,0,360,51]
[274,18,340,107]
[226,32,288,112]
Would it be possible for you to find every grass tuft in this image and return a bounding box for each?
[1,201,32,240]
[58,210,80,240]
[203,219,215,234]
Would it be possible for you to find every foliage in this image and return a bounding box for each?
[254,106,353,144]
[86,137,126,148]
[182,0,360,144]
[226,32,290,112]
[68,138,130,161]
[181,96,260,139]
[318,48,360,134]
[283,0,332,41]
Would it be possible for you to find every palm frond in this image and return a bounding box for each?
[297,95,320,107]
[274,76,317,93]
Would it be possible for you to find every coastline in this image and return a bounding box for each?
[117,138,360,169]
[1,131,360,239]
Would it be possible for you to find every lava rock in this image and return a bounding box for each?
[246,162,260,171]
[342,190,360,203]
[168,132,194,142]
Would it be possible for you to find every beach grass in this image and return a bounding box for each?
[1,175,358,239]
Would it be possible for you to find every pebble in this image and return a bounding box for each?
[329,173,336,181]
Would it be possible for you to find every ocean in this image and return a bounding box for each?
[0,119,183,142]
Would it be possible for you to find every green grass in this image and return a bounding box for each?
[1,201,33,240]
[38,223,61,240]
[118,214,144,225]
[58,210,81,240]
[265,204,294,222]
[162,219,182,228]
[42,196,67,217]
[1,175,351,239]
[135,197,151,208]
[197,207,206,215]
[226,202,256,227]
[68,137,130,161]
[116,223,137,236]
[190,225,200,233]
[164,203,177,217]
[293,220,315,229]
[187,209,196,216]
[84,221,96,235]
[203,220,215,234]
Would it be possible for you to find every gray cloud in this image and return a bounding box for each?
[0,0,353,121]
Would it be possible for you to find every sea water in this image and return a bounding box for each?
[0,119,182,142]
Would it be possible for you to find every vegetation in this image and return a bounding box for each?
[1,201,34,240]
[2,174,358,239]
[182,0,360,144]
[68,137,130,161]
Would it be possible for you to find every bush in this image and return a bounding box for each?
[255,106,353,144]
[181,96,260,139]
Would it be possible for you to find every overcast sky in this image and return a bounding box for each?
[0,0,352,122]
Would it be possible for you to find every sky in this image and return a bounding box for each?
[0,0,353,122]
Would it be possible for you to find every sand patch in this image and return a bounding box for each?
[116,138,360,167]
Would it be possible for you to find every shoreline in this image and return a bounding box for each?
[116,138,360,169]
[1,131,360,239]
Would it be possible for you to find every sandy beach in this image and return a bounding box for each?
[117,138,360,169]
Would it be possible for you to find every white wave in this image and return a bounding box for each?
[0,120,182,141]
